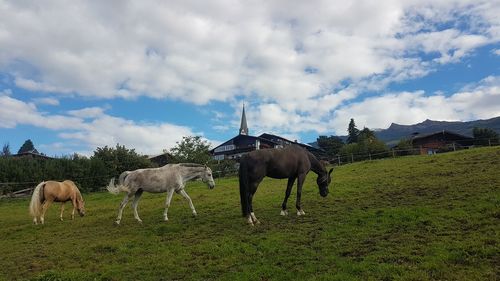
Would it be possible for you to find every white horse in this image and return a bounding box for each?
[107,163,215,224]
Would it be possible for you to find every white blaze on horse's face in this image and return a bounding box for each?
[202,167,215,189]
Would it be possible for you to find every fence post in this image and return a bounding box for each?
[452,142,456,151]
[338,156,341,166]
[351,154,354,163]
[392,149,395,158]
[369,153,371,160]
[489,139,491,146]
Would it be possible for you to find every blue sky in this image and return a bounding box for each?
[0,1,499,156]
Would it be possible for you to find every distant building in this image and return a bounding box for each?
[11,149,53,160]
[148,152,173,166]
[210,105,325,160]
[411,130,473,155]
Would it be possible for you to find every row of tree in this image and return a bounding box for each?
[317,119,389,161]
[0,137,232,194]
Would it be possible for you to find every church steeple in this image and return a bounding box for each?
[239,103,248,135]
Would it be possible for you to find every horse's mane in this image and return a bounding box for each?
[306,152,326,175]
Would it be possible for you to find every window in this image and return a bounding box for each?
[214,144,235,153]
[213,154,225,160]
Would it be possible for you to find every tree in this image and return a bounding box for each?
[168,136,212,164]
[340,126,388,161]
[92,144,152,177]
[473,127,499,146]
[347,118,360,144]
[316,135,344,157]
[1,143,11,156]
[18,139,35,154]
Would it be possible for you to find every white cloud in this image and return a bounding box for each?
[330,76,500,134]
[67,107,105,118]
[32,97,60,106]
[0,0,499,143]
[0,94,205,155]
[0,0,498,108]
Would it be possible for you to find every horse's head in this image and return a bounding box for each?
[201,166,215,189]
[77,198,86,217]
[317,168,333,197]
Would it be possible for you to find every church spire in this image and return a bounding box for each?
[239,103,248,135]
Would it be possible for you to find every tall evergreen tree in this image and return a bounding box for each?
[1,143,11,156]
[347,118,360,144]
[18,139,35,154]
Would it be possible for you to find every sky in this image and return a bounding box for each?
[0,0,499,156]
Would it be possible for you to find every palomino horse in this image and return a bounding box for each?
[239,145,333,226]
[107,163,215,224]
[29,180,86,224]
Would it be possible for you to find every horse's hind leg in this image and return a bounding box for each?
[248,193,260,225]
[179,189,197,217]
[296,173,307,216]
[131,189,144,223]
[116,193,133,225]
[41,200,52,224]
[281,177,296,216]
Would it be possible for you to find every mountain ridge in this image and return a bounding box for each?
[309,116,500,147]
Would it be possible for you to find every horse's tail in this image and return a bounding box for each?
[29,182,45,218]
[118,171,131,185]
[239,157,249,217]
[106,171,131,194]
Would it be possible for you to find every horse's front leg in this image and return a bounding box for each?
[281,177,296,216]
[71,199,77,220]
[60,202,65,221]
[296,174,306,216]
[179,189,197,217]
[163,189,175,221]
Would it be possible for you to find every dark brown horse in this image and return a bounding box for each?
[239,145,333,225]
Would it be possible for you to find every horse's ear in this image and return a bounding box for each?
[328,168,333,175]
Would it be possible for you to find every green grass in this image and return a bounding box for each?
[0,147,499,281]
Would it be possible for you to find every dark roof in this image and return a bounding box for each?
[210,134,279,153]
[259,133,324,152]
[411,130,473,141]
[12,150,53,159]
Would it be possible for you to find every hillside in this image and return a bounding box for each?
[310,116,500,146]
[0,147,498,280]
[376,116,500,144]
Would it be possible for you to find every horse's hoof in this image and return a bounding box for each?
[254,219,261,225]
[164,217,169,221]
[192,212,197,217]
[115,220,121,225]
[137,220,143,224]
[280,210,288,216]
[297,209,306,216]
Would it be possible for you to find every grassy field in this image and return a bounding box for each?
[0,147,498,281]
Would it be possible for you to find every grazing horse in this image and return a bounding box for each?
[107,163,215,225]
[239,145,333,226]
[29,180,86,224]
